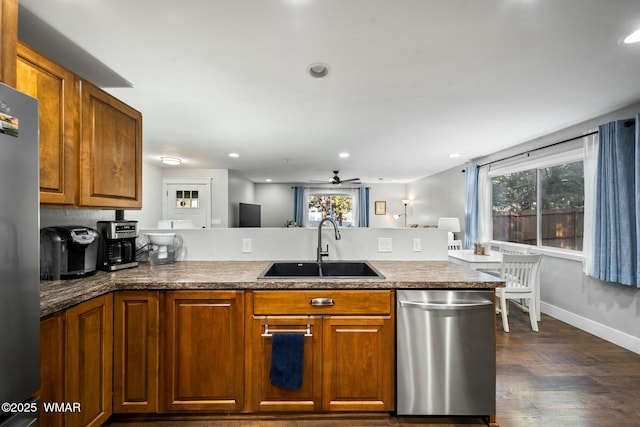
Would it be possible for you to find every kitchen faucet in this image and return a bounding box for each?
[317,217,341,263]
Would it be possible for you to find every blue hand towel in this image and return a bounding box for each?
[270,333,305,390]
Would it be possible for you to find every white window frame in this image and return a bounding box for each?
[486,144,585,258]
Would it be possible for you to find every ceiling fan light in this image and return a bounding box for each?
[161,156,181,166]
[623,28,640,44]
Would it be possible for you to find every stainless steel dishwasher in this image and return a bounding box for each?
[396,290,496,416]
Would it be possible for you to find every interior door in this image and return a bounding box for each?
[164,183,210,228]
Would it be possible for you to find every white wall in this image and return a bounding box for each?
[125,161,162,228]
[406,166,466,239]
[228,170,255,227]
[140,227,448,261]
[160,168,229,227]
[368,184,408,228]
[255,183,295,227]
[540,256,640,354]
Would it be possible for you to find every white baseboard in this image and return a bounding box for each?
[541,302,640,355]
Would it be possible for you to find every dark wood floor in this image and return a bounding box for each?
[495,305,640,427]
[108,303,640,427]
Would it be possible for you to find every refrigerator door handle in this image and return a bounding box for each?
[399,300,493,310]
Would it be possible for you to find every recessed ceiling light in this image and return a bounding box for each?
[228,153,240,158]
[265,178,272,182]
[161,156,182,165]
[623,28,640,44]
[339,152,350,158]
[308,63,330,78]
[449,153,461,158]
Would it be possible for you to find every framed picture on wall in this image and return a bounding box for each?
[375,201,386,215]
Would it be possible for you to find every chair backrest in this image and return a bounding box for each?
[500,243,530,255]
[448,240,462,250]
[500,254,542,290]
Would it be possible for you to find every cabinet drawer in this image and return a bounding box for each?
[253,290,391,315]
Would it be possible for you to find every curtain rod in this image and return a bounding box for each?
[478,130,599,168]
[291,186,364,190]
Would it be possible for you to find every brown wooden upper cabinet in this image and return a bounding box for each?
[16,41,77,206]
[16,41,143,209]
[79,80,142,208]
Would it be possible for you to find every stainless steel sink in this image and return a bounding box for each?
[258,261,384,279]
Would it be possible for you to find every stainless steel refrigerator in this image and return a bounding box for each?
[0,82,40,426]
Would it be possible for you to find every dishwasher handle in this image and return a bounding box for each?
[399,300,493,310]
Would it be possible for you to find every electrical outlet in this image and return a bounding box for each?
[378,237,392,253]
[412,238,422,252]
[242,238,252,253]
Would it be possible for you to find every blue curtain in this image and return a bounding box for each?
[592,116,640,287]
[464,163,479,249]
[293,186,305,226]
[358,187,370,227]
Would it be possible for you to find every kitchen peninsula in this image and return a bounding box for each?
[39,261,502,427]
[41,260,502,315]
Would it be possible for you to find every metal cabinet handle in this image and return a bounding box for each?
[310,298,335,306]
[399,300,493,310]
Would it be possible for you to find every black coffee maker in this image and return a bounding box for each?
[97,220,139,271]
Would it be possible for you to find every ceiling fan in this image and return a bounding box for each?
[311,170,361,185]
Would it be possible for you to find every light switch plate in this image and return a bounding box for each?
[242,238,252,253]
[378,237,392,253]
[412,238,422,252]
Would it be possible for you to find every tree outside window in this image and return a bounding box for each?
[307,195,353,227]
[492,161,584,250]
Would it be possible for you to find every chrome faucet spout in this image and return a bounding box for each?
[317,217,341,263]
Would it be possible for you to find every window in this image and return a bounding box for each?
[491,160,584,251]
[175,190,199,208]
[492,169,537,245]
[307,194,354,227]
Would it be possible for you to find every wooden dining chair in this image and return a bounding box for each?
[496,254,542,332]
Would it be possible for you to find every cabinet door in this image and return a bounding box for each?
[38,312,65,427]
[65,294,113,427]
[322,316,395,412]
[16,42,77,206]
[113,291,159,413]
[79,80,142,208]
[250,316,322,412]
[161,291,244,412]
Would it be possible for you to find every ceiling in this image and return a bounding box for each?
[17,0,640,184]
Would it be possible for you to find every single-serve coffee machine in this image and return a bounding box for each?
[97,220,139,271]
[40,226,99,280]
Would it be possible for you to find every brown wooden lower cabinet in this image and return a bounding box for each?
[250,315,323,412]
[38,289,395,425]
[113,291,159,413]
[322,316,394,412]
[64,294,113,427]
[250,290,395,413]
[160,291,245,412]
[38,312,65,427]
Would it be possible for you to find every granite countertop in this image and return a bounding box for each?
[40,260,503,317]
